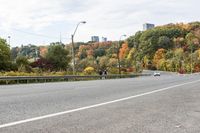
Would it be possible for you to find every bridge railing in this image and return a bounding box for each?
[0,74,151,85]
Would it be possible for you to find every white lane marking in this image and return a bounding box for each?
[0,79,200,129]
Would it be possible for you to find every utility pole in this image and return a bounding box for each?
[8,36,11,46]
[71,34,75,75]
[71,21,86,75]
[60,32,62,46]
[191,44,193,74]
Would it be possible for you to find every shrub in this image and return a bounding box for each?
[108,68,118,74]
[84,67,95,75]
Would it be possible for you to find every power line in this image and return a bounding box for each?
[11,28,71,41]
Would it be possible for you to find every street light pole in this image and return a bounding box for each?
[8,36,11,46]
[191,44,193,74]
[71,21,86,75]
[173,38,177,72]
[71,34,75,75]
[117,34,126,76]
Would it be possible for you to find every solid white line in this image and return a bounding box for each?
[0,79,200,129]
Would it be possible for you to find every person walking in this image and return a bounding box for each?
[99,70,103,79]
[103,70,107,79]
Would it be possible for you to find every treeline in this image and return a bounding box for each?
[0,42,71,75]
[127,22,200,73]
[68,21,200,74]
[0,21,200,75]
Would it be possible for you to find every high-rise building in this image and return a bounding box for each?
[91,36,99,42]
[143,23,155,31]
[102,37,107,42]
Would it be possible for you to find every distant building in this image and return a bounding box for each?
[91,36,99,42]
[102,37,107,42]
[143,23,155,31]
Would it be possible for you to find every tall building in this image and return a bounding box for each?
[102,37,107,42]
[91,36,99,42]
[143,23,155,31]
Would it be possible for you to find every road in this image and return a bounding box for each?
[0,73,200,133]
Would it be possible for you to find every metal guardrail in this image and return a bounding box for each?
[0,74,151,85]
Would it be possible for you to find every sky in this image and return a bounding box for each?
[0,0,199,47]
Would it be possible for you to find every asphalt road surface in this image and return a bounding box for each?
[0,73,200,133]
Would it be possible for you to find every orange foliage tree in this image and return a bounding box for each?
[119,43,130,59]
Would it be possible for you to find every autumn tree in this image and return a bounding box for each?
[119,43,130,59]
[84,67,95,75]
[31,58,53,71]
[153,48,166,70]
[192,49,200,72]
[98,56,109,70]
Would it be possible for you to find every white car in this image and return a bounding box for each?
[154,72,160,76]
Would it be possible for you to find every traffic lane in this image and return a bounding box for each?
[0,75,199,125]
[0,74,188,95]
[0,75,193,99]
[1,78,200,133]
[142,70,177,76]
[0,74,191,98]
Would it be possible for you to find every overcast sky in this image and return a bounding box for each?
[0,0,199,47]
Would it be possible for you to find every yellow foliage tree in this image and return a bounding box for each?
[153,48,166,69]
[127,48,136,60]
[84,67,95,75]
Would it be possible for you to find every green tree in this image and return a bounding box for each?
[46,45,71,71]
[94,48,106,58]
[127,31,142,48]
[0,38,11,71]
[158,36,172,49]
[16,56,30,72]
[139,27,186,58]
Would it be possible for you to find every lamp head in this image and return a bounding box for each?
[81,21,86,24]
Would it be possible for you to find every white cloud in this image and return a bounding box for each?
[60,0,200,42]
[0,0,72,31]
[0,0,199,46]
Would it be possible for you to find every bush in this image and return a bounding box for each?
[84,67,95,75]
[108,68,118,74]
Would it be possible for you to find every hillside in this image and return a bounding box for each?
[73,22,200,74]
